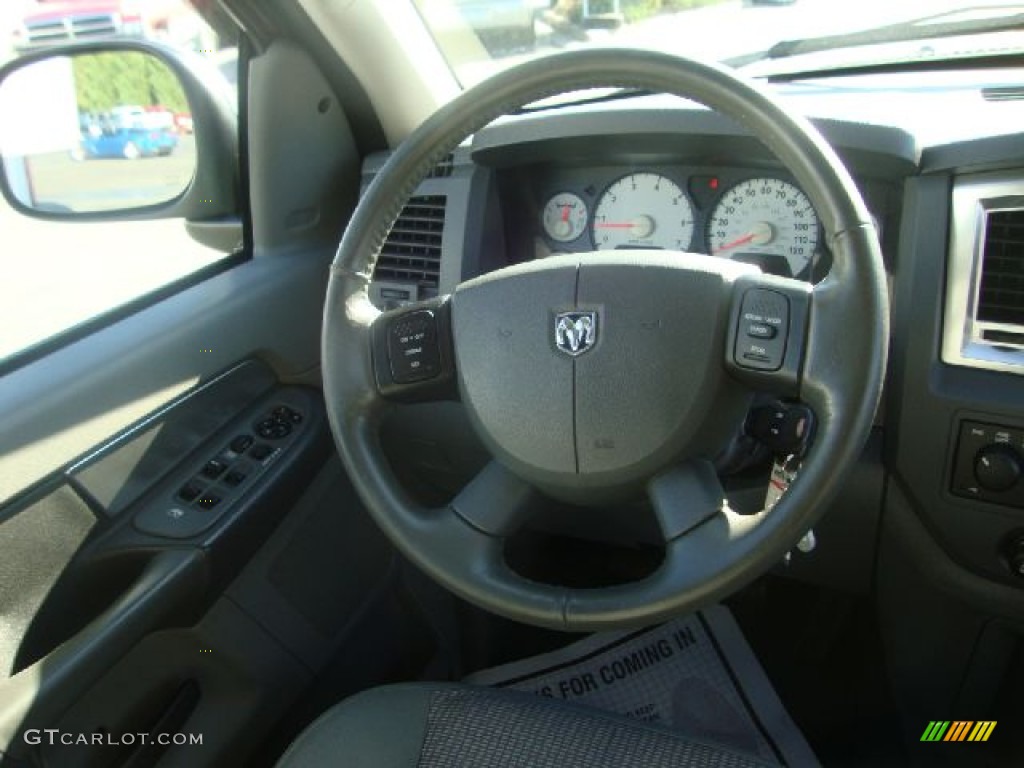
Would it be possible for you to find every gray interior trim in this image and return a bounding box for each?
[472,106,919,180]
[0,549,208,757]
[248,40,360,255]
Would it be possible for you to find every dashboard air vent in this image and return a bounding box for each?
[977,209,1024,327]
[982,86,1024,102]
[942,174,1024,374]
[373,195,446,289]
[427,154,454,178]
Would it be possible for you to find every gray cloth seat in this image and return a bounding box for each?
[275,683,779,768]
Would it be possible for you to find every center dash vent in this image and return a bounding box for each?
[977,209,1024,327]
[373,195,446,290]
[427,153,454,178]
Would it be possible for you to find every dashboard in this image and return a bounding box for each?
[361,88,1024,617]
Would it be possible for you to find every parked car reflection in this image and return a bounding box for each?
[74,107,178,160]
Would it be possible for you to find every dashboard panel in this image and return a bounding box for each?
[467,108,913,287]
[512,164,828,280]
[361,97,1024,613]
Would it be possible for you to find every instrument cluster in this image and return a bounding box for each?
[533,167,826,280]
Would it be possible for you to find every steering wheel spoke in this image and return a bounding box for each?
[450,461,539,537]
[647,460,726,542]
[370,296,458,403]
[724,272,813,398]
[412,501,568,629]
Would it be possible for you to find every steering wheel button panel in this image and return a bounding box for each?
[388,310,442,384]
[735,288,789,371]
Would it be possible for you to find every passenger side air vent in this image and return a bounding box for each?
[977,209,1024,327]
[943,174,1024,374]
[373,195,446,290]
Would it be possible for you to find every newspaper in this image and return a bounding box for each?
[466,604,819,767]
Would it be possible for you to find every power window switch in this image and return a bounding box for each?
[177,480,203,503]
[229,434,254,454]
[201,458,228,479]
[223,469,247,487]
[250,444,275,461]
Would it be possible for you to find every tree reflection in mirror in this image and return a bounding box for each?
[0,52,195,214]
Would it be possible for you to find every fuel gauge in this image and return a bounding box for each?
[542,192,588,243]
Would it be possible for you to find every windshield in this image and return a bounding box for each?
[412,0,1024,86]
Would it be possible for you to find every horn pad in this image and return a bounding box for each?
[451,252,754,502]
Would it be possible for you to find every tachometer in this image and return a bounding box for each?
[708,178,819,277]
[593,173,694,251]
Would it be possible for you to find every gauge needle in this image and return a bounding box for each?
[596,215,657,239]
[714,233,756,253]
[561,206,570,222]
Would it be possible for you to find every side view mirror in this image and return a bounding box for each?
[0,41,238,233]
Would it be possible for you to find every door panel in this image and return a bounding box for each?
[0,251,329,506]
[0,26,366,767]
[0,361,335,764]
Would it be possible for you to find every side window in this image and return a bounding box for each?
[0,0,239,364]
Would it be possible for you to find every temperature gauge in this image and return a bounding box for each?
[542,192,588,243]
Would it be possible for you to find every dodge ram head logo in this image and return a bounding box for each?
[554,311,597,356]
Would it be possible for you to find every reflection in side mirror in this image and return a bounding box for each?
[0,51,196,214]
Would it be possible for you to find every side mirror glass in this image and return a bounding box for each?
[0,51,196,214]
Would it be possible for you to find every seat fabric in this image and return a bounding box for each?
[275,683,779,768]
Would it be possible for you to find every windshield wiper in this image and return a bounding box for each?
[727,7,1024,69]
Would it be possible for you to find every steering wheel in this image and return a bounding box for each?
[322,49,887,631]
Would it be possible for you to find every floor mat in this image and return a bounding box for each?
[465,604,819,767]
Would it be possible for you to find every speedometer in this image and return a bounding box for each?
[708,178,819,278]
[593,173,694,251]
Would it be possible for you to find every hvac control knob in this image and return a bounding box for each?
[974,445,1022,493]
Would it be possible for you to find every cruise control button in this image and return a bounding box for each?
[746,323,777,340]
[388,310,441,384]
[734,288,789,372]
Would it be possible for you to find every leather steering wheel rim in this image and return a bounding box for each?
[322,49,888,631]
